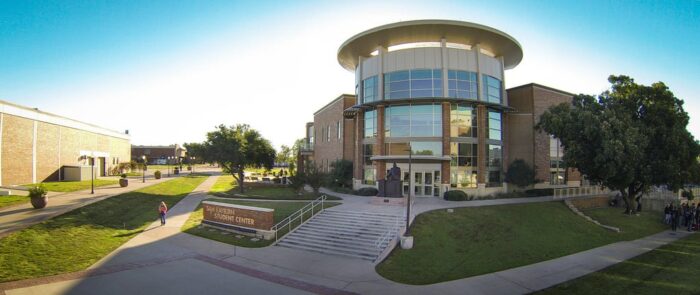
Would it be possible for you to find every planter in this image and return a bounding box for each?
[400,236,414,249]
[155,173,161,179]
[119,178,129,187]
[30,196,48,209]
[187,166,192,171]
[174,168,180,174]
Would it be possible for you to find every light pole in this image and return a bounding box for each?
[192,157,196,174]
[406,142,412,236]
[142,155,146,183]
[91,155,95,194]
[167,156,171,177]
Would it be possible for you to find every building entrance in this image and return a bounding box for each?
[402,170,441,197]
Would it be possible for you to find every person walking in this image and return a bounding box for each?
[664,204,671,224]
[159,201,168,225]
[670,204,678,232]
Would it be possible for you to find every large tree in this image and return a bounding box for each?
[537,75,700,214]
[187,124,276,193]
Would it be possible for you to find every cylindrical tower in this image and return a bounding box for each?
[339,19,522,197]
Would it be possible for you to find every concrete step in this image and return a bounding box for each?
[276,241,375,261]
[282,235,386,253]
[289,230,385,246]
[323,210,402,220]
[293,226,384,240]
[313,215,400,228]
[304,220,391,234]
[292,228,381,244]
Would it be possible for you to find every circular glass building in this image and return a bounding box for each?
[339,20,523,197]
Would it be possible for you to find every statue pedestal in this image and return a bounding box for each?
[370,196,407,206]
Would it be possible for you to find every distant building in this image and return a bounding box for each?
[0,100,131,185]
[300,20,581,197]
[131,144,186,164]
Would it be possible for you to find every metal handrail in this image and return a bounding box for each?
[272,194,327,242]
[375,215,401,254]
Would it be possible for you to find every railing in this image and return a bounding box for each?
[374,215,402,259]
[299,142,314,152]
[553,186,611,199]
[272,194,327,242]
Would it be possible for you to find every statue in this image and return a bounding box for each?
[378,162,402,198]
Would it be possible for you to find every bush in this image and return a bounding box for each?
[28,186,47,198]
[354,187,378,196]
[505,159,537,188]
[444,190,469,201]
[329,160,353,188]
[524,188,554,197]
[154,170,162,179]
[682,190,695,200]
[120,173,127,178]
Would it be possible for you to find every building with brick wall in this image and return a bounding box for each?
[302,20,582,197]
[0,100,131,186]
[131,144,187,165]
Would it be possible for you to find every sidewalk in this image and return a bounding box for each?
[0,175,177,237]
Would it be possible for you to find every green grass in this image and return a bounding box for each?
[211,175,340,200]
[182,199,339,247]
[0,195,29,209]
[124,172,142,177]
[24,179,118,192]
[376,202,666,285]
[538,232,700,294]
[0,175,208,282]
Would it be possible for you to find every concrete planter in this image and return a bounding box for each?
[400,236,414,249]
[30,196,48,209]
[119,178,128,187]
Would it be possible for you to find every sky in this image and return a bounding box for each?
[1,0,699,149]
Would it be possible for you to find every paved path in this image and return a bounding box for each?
[1,182,693,295]
[0,175,180,237]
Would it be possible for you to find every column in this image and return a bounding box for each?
[353,111,364,186]
[441,102,451,187]
[377,46,387,101]
[477,105,487,185]
[375,105,386,180]
[474,44,483,102]
[441,38,449,97]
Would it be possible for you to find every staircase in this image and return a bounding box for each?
[276,210,402,261]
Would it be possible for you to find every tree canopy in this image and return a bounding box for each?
[537,75,700,214]
[505,159,537,188]
[186,124,276,193]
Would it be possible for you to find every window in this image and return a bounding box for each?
[450,143,478,188]
[384,69,442,100]
[487,144,503,186]
[450,103,477,137]
[482,75,502,104]
[363,144,374,166]
[384,141,442,156]
[384,104,442,137]
[363,168,376,185]
[550,136,566,185]
[364,110,377,138]
[487,110,502,141]
[448,70,478,99]
[326,125,330,142]
[337,121,341,140]
[308,126,314,145]
[362,76,379,103]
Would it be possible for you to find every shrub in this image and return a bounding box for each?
[120,173,127,178]
[28,186,47,198]
[524,188,554,197]
[355,187,378,196]
[505,159,537,188]
[682,190,695,200]
[288,173,305,194]
[154,170,162,179]
[329,159,353,188]
[443,190,469,201]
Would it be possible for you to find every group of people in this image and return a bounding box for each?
[664,203,699,232]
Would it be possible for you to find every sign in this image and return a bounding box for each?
[202,201,274,231]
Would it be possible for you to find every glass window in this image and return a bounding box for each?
[450,103,477,137]
[363,144,374,166]
[384,69,443,100]
[487,144,502,187]
[385,141,442,156]
[363,168,376,185]
[385,104,442,137]
[482,75,502,104]
[362,76,379,103]
[337,121,341,140]
[450,142,478,189]
[364,110,377,138]
[448,70,478,99]
[550,136,566,185]
[326,125,330,142]
[487,110,502,141]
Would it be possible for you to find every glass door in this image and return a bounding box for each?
[414,172,423,196]
[402,172,410,196]
[424,172,433,197]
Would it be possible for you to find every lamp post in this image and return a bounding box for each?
[91,155,95,194]
[406,142,412,236]
[192,157,196,174]
[167,156,171,177]
[142,155,146,183]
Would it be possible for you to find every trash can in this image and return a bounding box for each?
[174,167,180,175]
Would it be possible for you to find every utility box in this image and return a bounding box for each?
[62,165,95,181]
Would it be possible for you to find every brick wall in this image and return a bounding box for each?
[313,95,356,172]
[2,114,33,185]
[570,195,610,210]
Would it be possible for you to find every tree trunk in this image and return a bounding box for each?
[238,170,245,194]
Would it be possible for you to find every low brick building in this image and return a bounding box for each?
[0,100,131,186]
[131,144,186,164]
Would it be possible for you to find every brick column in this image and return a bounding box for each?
[353,111,364,181]
[441,102,450,185]
[477,105,487,184]
[375,105,386,180]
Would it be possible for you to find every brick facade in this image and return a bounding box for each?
[311,94,356,173]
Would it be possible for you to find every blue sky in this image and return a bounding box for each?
[1,0,698,148]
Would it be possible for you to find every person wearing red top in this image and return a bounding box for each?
[159,201,168,225]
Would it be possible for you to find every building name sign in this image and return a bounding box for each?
[202,201,274,231]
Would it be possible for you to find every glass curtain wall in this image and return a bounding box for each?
[364,110,377,138]
[483,75,502,104]
[450,103,477,137]
[450,143,478,188]
[363,143,375,185]
[384,104,442,137]
[550,136,566,185]
[448,70,478,99]
[362,76,378,103]
[384,69,442,100]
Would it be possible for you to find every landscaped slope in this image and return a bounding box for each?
[376,202,665,285]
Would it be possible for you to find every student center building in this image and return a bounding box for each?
[300,20,582,197]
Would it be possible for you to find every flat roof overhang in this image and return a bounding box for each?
[338,19,523,71]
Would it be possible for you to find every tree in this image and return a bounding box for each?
[329,159,353,188]
[289,138,305,175]
[537,75,700,214]
[505,159,537,188]
[304,161,326,194]
[187,124,276,193]
[276,145,293,167]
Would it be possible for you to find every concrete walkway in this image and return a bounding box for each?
[1,182,693,295]
[0,175,180,237]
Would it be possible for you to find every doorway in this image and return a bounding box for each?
[403,170,441,197]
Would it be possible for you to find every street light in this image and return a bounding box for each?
[90,155,95,194]
[167,156,172,177]
[406,142,412,236]
[142,155,146,183]
[192,157,196,174]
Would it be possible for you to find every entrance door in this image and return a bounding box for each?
[412,170,441,197]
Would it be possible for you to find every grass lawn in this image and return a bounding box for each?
[24,179,118,192]
[124,172,142,177]
[0,175,207,282]
[182,199,340,247]
[0,195,29,209]
[538,232,700,294]
[376,202,667,285]
[210,175,340,200]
